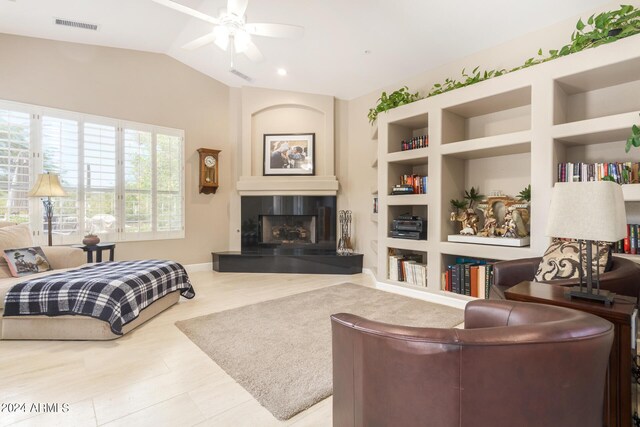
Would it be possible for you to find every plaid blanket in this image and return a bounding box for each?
[3,259,195,335]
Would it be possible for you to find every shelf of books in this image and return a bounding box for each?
[387,249,428,288]
[441,255,496,300]
[385,237,429,252]
[387,147,429,164]
[387,194,430,206]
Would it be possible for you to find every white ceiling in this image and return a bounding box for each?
[0,0,613,99]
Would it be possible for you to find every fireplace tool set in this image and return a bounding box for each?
[337,210,353,255]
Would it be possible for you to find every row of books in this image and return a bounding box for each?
[372,197,378,214]
[557,162,640,184]
[391,175,427,195]
[400,135,428,151]
[441,257,495,299]
[388,253,427,287]
[613,224,640,255]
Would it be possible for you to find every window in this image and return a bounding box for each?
[0,100,185,244]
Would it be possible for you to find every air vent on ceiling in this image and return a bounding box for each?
[54,18,99,31]
[229,68,253,82]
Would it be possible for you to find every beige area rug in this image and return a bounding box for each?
[175,283,464,420]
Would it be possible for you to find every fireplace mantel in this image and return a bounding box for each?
[236,175,338,196]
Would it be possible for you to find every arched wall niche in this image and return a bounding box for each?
[250,104,326,176]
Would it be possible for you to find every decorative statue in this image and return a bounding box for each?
[453,185,531,239]
[450,186,483,235]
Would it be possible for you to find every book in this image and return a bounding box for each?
[470,265,479,298]
[477,265,486,299]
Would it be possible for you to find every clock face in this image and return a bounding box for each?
[204,155,216,168]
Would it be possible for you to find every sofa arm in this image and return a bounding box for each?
[42,246,86,269]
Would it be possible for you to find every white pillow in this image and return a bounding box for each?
[0,224,34,265]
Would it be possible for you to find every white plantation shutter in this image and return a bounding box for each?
[0,100,185,243]
[84,122,117,241]
[41,115,81,244]
[0,108,31,224]
[123,127,153,240]
[156,132,183,238]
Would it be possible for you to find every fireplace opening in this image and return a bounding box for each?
[260,215,316,245]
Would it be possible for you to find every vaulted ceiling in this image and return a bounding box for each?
[0,0,613,99]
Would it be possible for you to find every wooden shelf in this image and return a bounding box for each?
[385,237,429,252]
[552,111,640,145]
[440,130,531,159]
[386,194,429,205]
[438,241,535,261]
[622,184,640,202]
[386,147,429,164]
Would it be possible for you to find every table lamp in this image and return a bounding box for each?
[546,181,627,304]
[28,173,67,246]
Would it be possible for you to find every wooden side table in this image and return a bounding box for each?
[505,281,637,427]
[72,243,116,263]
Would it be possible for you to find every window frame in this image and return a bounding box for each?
[0,99,185,245]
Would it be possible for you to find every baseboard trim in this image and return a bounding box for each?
[364,267,469,310]
[184,262,211,273]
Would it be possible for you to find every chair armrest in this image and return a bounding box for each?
[493,257,541,289]
[42,246,86,269]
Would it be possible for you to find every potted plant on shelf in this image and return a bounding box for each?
[367,86,421,124]
[625,114,640,153]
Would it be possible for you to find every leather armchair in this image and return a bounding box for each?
[491,256,640,302]
[332,300,613,427]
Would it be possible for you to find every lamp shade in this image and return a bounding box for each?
[27,173,67,198]
[546,181,626,242]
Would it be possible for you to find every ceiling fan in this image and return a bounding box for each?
[152,0,304,62]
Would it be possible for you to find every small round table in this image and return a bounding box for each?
[72,242,116,263]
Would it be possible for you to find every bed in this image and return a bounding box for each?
[2,259,194,340]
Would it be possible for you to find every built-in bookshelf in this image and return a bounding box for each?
[375,34,640,301]
[369,124,379,272]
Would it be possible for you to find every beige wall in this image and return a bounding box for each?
[0,33,231,265]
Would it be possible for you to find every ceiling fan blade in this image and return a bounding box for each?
[243,40,264,62]
[151,0,220,25]
[245,23,304,39]
[181,32,217,50]
[227,0,249,17]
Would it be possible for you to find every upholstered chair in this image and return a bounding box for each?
[331,299,613,427]
[491,256,640,302]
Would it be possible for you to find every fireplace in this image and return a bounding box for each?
[241,195,336,253]
[213,194,360,274]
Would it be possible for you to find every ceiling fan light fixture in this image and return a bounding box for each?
[213,25,230,50]
[234,30,251,53]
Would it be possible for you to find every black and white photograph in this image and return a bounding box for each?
[263,133,315,176]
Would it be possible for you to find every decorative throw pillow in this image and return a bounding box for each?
[0,223,34,266]
[534,240,611,282]
[3,247,53,277]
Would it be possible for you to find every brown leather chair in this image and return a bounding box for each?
[331,299,613,427]
[491,256,640,302]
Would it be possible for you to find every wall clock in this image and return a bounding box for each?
[197,148,221,194]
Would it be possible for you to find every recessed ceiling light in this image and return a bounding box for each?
[364,50,372,54]
[277,68,287,76]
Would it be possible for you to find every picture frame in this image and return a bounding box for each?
[263,133,315,176]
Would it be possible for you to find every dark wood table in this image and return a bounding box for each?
[72,242,116,263]
[505,281,637,427]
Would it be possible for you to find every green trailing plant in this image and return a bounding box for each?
[625,114,640,153]
[368,86,421,124]
[517,184,531,202]
[464,186,484,210]
[423,4,640,99]
[450,199,468,211]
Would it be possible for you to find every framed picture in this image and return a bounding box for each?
[263,133,315,176]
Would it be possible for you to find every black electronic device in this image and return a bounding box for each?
[390,230,424,240]
[390,215,427,240]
